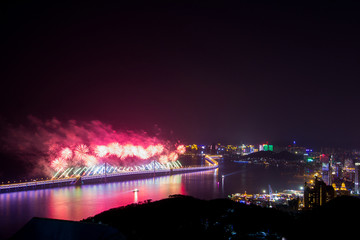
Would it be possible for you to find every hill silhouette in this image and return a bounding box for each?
[293,196,360,240]
[82,195,292,240]
[82,195,360,240]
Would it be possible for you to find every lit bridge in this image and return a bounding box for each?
[0,159,219,193]
[204,155,221,166]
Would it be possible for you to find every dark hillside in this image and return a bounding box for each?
[83,195,360,240]
[291,196,360,240]
[83,195,293,240]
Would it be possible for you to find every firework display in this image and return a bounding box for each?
[50,142,185,177]
[52,160,183,179]
[2,117,187,179]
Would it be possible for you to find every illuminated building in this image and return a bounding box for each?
[344,159,354,170]
[338,183,350,196]
[343,159,355,182]
[241,144,256,155]
[226,145,237,153]
[259,144,273,152]
[332,182,350,196]
[304,177,334,209]
[333,162,342,178]
[320,154,329,163]
[286,145,306,155]
[322,163,330,185]
[321,155,335,185]
[355,162,360,194]
[191,144,198,151]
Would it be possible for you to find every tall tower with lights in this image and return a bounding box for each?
[355,162,360,194]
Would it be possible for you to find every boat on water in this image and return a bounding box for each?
[133,188,139,192]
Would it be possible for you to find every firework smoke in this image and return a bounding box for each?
[1,116,185,176]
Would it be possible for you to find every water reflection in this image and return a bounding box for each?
[0,170,219,239]
[0,164,304,239]
[43,174,189,221]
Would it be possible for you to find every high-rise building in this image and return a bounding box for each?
[322,163,330,185]
[321,155,334,185]
[355,162,360,194]
[304,177,334,209]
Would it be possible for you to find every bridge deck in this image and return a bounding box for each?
[0,164,218,192]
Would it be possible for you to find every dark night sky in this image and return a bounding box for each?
[2,1,360,148]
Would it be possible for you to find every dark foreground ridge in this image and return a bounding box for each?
[11,217,125,240]
[80,195,360,240]
[11,195,360,240]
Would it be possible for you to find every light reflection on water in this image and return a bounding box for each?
[0,170,219,239]
[43,174,190,219]
[0,163,304,239]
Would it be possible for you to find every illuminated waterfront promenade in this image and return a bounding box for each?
[0,155,220,193]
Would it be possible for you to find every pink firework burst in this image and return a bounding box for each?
[122,144,134,159]
[168,152,179,162]
[95,145,108,158]
[84,155,98,167]
[51,158,68,171]
[176,145,186,154]
[75,144,89,160]
[146,144,164,157]
[159,155,168,164]
[135,146,149,159]
[60,147,73,160]
[107,142,123,158]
